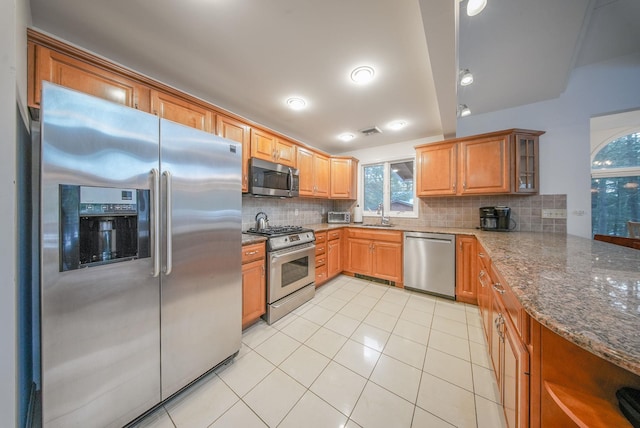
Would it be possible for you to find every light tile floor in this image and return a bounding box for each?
[132,275,507,428]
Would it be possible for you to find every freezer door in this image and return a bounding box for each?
[40,83,161,427]
[159,119,242,399]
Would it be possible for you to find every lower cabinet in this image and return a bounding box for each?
[327,230,342,278]
[315,232,328,286]
[241,242,266,329]
[455,235,477,304]
[316,229,343,287]
[491,283,529,428]
[345,228,403,286]
[477,244,530,428]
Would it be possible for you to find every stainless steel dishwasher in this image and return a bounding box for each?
[403,232,456,299]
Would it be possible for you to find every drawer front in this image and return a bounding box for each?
[315,243,326,255]
[315,232,327,245]
[316,264,328,285]
[328,230,342,241]
[316,255,326,267]
[346,228,402,243]
[242,242,265,264]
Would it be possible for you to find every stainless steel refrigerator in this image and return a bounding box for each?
[39,82,242,427]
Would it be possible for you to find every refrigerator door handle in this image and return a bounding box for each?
[151,168,161,277]
[163,170,173,275]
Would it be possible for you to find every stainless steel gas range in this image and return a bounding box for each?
[245,226,316,324]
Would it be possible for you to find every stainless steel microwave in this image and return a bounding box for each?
[327,212,351,224]
[249,158,299,198]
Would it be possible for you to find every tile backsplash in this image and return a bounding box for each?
[243,194,567,234]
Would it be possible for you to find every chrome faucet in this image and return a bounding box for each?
[377,203,391,225]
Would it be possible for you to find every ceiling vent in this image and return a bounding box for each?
[359,126,382,136]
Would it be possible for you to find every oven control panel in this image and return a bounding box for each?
[268,231,315,251]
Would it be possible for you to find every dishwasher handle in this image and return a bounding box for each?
[405,235,454,244]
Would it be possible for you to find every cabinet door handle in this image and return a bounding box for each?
[262,265,265,277]
[479,252,486,258]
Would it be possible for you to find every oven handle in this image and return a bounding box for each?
[270,245,315,261]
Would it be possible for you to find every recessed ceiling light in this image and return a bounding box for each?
[467,0,487,16]
[338,133,356,142]
[350,66,375,84]
[388,120,408,131]
[458,104,471,117]
[459,69,474,86]
[286,97,307,110]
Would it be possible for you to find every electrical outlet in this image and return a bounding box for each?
[294,208,299,216]
[573,210,586,216]
[541,209,567,219]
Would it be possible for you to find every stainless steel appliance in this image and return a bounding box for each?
[39,83,242,427]
[327,211,351,224]
[403,232,456,299]
[480,206,512,231]
[245,226,315,324]
[249,157,300,198]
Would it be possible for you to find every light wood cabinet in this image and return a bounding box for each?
[415,129,544,197]
[330,157,358,199]
[532,319,640,428]
[217,115,251,192]
[314,232,328,286]
[29,44,150,112]
[151,90,214,132]
[345,228,402,285]
[327,230,342,279]
[455,235,477,304]
[416,142,457,195]
[298,147,329,198]
[251,128,297,167]
[487,264,530,428]
[241,242,266,329]
[477,243,492,341]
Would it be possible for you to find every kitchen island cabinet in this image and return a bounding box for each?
[241,242,266,329]
[415,129,544,196]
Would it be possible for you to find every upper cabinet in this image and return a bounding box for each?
[330,157,358,199]
[297,147,329,198]
[250,129,297,168]
[29,44,150,112]
[415,129,544,197]
[216,115,251,192]
[151,90,214,132]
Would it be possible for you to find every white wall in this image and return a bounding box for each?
[2,0,30,426]
[456,53,640,238]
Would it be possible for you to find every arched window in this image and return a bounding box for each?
[591,132,640,236]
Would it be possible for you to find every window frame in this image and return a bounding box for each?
[590,130,640,236]
[360,158,418,219]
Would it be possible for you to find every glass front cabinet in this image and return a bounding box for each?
[514,133,540,194]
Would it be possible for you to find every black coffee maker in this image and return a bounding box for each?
[479,206,512,231]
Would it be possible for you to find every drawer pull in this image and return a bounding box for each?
[244,250,259,256]
[493,282,506,294]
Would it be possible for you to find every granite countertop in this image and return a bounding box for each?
[305,223,640,376]
[241,234,267,245]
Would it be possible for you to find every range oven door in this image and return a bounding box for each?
[268,243,315,303]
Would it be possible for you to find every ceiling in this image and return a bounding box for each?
[28,0,640,154]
